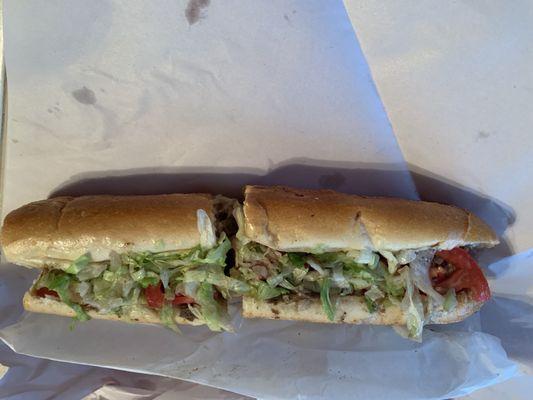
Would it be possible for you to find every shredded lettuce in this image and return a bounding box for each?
[384,272,405,298]
[183,265,250,295]
[34,234,237,332]
[400,268,425,341]
[409,249,444,305]
[349,278,372,290]
[364,285,384,313]
[160,303,180,333]
[77,263,107,281]
[365,285,385,302]
[65,253,91,274]
[256,282,288,300]
[396,249,416,265]
[332,265,351,289]
[288,253,306,268]
[320,277,335,321]
[313,253,339,265]
[443,288,457,311]
[236,242,451,341]
[197,209,217,249]
[306,259,326,275]
[189,283,232,332]
[202,235,231,265]
[38,270,90,321]
[235,243,408,313]
[365,296,377,313]
[347,250,379,267]
[380,251,399,274]
[291,266,308,283]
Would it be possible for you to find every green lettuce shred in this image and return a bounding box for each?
[34,235,238,332]
[443,288,457,311]
[190,283,232,332]
[38,270,90,321]
[401,268,425,341]
[320,277,335,321]
[235,242,437,339]
[65,253,91,275]
[288,253,306,268]
[160,303,180,333]
[256,282,288,300]
[365,296,377,313]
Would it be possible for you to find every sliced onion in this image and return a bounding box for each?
[306,259,326,276]
[365,285,384,302]
[122,280,134,298]
[74,281,90,298]
[409,249,444,305]
[77,263,108,281]
[332,265,351,289]
[109,250,122,272]
[396,250,416,265]
[380,251,399,274]
[160,268,170,289]
[197,209,216,249]
[184,281,199,298]
[347,249,379,267]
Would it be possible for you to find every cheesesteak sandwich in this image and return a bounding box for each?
[1,194,249,331]
[233,186,498,340]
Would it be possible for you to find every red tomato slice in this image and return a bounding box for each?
[435,248,491,302]
[172,294,195,305]
[146,283,195,308]
[145,283,165,309]
[35,287,59,298]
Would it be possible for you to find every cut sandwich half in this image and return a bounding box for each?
[1,194,249,331]
[232,185,498,340]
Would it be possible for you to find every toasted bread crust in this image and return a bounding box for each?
[242,185,498,252]
[1,194,216,267]
[242,292,482,325]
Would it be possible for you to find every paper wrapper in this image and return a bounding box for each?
[0,1,529,399]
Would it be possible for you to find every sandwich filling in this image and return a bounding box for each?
[31,234,251,331]
[30,200,249,332]
[233,241,490,340]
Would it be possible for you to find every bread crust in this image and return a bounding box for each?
[1,194,216,267]
[242,185,498,252]
[23,292,204,326]
[242,292,482,325]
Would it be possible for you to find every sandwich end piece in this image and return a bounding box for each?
[464,212,500,248]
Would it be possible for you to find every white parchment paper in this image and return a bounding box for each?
[0,0,528,399]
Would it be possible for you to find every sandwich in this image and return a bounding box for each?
[232,185,498,340]
[1,194,249,331]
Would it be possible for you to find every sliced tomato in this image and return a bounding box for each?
[146,283,195,308]
[35,287,59,298]
[172,294,195,305]
[434,248,491,302]
[145,283,165,309]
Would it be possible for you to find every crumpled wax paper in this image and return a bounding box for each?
[0,0,527,399]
